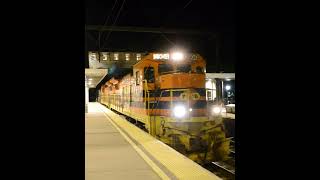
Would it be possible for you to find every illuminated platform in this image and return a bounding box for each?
[85,103,221,180]
[222,112,235,120]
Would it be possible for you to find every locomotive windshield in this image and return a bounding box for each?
[158,63,192,74]
[158,64,174,74]
[177,64,191,73]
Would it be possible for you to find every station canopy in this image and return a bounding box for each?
[206,73,235,80]
[85,69,108,88]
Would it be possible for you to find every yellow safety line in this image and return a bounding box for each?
[97,103,221,180]
[97,104,170,180]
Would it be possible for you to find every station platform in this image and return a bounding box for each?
[222,113,235,120]
[85,102,221,180]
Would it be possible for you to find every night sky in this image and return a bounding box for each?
[85,0,235,72]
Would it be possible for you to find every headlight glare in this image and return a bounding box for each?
[173,105,186,118]
[213,106,221,114]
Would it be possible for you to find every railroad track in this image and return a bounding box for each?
[210,160,235,180]
[108,106,236,179]
[229,139,235,158]
[205,137,235,180]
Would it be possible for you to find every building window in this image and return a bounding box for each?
[125,53,130,61]
[101,52,109,61]
[114,53,119,60]
[89,52,97,61]
[136,53,141,61]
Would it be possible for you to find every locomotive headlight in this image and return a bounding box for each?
[212,106,227,115]
[173,105,186,118]
[213,106,222,114]
[171,52,184,61]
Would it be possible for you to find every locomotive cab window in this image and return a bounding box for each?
[136,71,140,85]
[177,64,191,73]
[158,64,174,74]
[144,67,154,83]
[196,66,204,74]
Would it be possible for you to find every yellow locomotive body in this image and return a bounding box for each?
[100,52,230,164]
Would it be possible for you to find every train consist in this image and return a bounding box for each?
[99,52,230,164]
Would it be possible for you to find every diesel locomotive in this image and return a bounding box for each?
[99,52,230,164]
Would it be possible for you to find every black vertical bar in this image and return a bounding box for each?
[216,33,220,72]
[215,78,222,103]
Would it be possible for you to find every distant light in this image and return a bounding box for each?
[136,53,141,61]
[125,53,130,61]
[189,108,193,112]
[114,53,119,60]
[206,80,213,89]
[226,79,231,81]
[226,85,231,90]
[171,52,184,61]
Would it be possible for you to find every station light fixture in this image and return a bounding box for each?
[206,79,213,89]
[225,85,231,91]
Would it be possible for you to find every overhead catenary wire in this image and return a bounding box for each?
[158,0,194,48]
[101,0,126,50]
[183,0,193,9]
[160,33,176,46]
[95,0,197,51]
[98,0,119,49]
[88,0,216,60]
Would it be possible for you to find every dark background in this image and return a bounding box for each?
[85,0,235,72]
